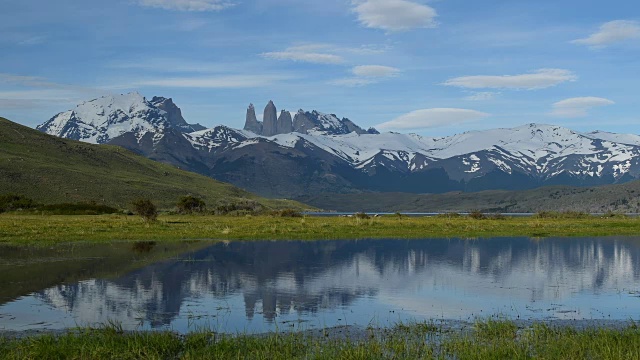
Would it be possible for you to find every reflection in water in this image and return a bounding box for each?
[1,237,640,333]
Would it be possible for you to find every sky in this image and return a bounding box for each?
[0,0,639,136]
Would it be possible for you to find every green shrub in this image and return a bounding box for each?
[215,199,262,215]
[38,203,119,215]
[176,195,206,214]
[0,194,37,213]
[354,212,370,219]
[272,209,303,217]
[131,199,158,222]
[535,211,591,219]
[468,210,485,220]
[436,212,461,218]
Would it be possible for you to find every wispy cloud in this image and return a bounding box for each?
[464,92,499,101]
[262,52,344,64]
[330,65,400,87]
[352,0,437,32]
[136,0,235,11]
[377,108,489,130]
[550,97,615,118]
[352,65,400,77]
[329,78,377,87]
[443,69,577,90]
[572,20,640,47]
[135,74,294,88]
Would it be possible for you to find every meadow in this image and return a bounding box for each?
[1,212,640,245]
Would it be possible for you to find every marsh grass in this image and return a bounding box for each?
[2,214,640,245]
[2,321,640,359]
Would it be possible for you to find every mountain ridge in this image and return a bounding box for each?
[35,93,640,198]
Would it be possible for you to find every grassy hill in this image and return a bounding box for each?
[0,117,308,210]
[298,181,640,214]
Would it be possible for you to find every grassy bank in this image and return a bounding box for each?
[1,320,639,359]
[1,214,640,245]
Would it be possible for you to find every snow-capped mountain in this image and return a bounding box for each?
[37,92,203,144]
[37,94,640,197]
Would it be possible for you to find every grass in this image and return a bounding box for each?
[1,320,639,359]
[2,213,640,245]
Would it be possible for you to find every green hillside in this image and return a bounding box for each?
[0,117,307,210]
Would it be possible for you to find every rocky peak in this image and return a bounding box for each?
[244,103,262,134]
[262,101,278,136]
[149,96,205,133]
[277,110,293,134]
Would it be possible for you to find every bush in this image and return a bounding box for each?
[215,199,263,215]
[436,212,461,218]
[468,210,485,220]
[354,212,370,219]
[38,203,119,215]
[271,209,303,217]
[176,195,206,214]
[535,211,591,219]
[0,194,37,213]
[131,199,158,222]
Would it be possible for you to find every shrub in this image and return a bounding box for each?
[176,195,206,214]
[0,194,37,213]
[131,199,158,222]
[271,209,303,217]
[215,199,263,215]
[535,211,591,219]
[487,213,507,220]
[436,212,461,218]
[38,203,119,215]
[354,212,370,219]
[468,210,485,220]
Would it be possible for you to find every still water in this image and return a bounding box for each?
[1,237,640,333]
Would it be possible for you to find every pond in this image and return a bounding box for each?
[1,237,640,334]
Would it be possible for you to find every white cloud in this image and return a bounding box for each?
[328,78,376,87]
[443,69,577,90]
[261,51,344,64]
[377,108,490,130]
[572,20,640,47]
[137,0,235,11]
[352,0,437,32]
[352,65,400,77]
[136,74,292,88]
[330,65,400,87]
[464,92,498,101]
[550,97,615,118]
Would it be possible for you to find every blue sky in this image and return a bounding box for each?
[1,0,639,136]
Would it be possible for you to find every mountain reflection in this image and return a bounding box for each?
[32,237,640,330]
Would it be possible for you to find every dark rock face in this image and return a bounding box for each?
[292,110,315,134]
[243,104,262,134]
[277,110,293,134]
[262,101,278,136]
[150,97,205,132]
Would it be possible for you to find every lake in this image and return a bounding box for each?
[1,237,640,334]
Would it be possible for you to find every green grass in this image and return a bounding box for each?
[1,320,639,359]
[0,117,307,210]
[2,214,640,245]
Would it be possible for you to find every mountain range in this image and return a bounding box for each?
[37,92,640,199]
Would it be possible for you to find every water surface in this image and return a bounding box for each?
[1,237,640,333]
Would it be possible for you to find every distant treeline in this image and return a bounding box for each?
[0,194,303,217]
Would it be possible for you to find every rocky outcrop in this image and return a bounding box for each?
[150,96,205,133]
[277,110,293,134]
[262,101,278,136]
[243,104,262,134]
[293,110,315,134]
